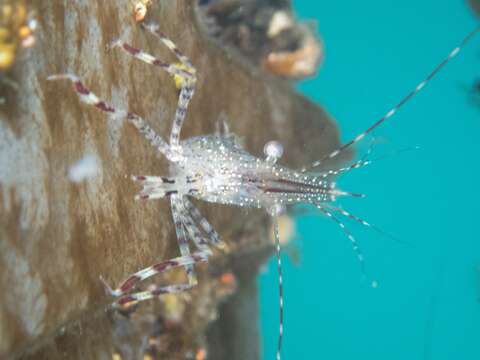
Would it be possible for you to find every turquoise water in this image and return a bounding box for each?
[259,1,480,359]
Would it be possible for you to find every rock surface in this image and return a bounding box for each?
[0,0,345,358]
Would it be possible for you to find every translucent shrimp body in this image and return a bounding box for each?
[141,134,339,211]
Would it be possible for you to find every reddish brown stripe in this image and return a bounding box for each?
[262,188,304,194]
[118,295,135,306]
[153,59,167,67]
[120,275,140,292]
[123,43,140,55]
[95,101,114,112]
[153,260,176,272]
[74,81,89,95]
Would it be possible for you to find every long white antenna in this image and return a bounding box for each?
[303,27,480,172]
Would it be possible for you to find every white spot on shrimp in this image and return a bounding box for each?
[329,149,340,158]
[450,47,460,57]
[385,109,395,118]
[415,81,426,91]
[355,133,365,142]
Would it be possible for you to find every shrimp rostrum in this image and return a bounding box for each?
[49,23,479,360]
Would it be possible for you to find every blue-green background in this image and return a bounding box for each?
[259,1,480,359]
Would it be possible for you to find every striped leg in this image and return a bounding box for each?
[178,200,213,255]
[130,175,178,200]
[99,251,209,307]
[141,26,198,146]
[184,198,226,249]
[47,74,169,156]
[141,23,194,68]
[110,40,195,80]
[111,29,197,146]
[171,194,197,285]
[169,85,195,146]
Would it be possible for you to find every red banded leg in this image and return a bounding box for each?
[140,23,197,145]
[47,74,169,156]
[141,23,194,68]
[100,251,210,307]
[110,28,197,147]
[109,32,195,80]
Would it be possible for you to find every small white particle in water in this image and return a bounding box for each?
[68,155,99,183]
[371,280,378,288]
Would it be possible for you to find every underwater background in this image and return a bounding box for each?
[259,1,480,359]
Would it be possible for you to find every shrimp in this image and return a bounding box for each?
[48,23,480,360]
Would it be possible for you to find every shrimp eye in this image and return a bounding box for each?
[264,140,284,162]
